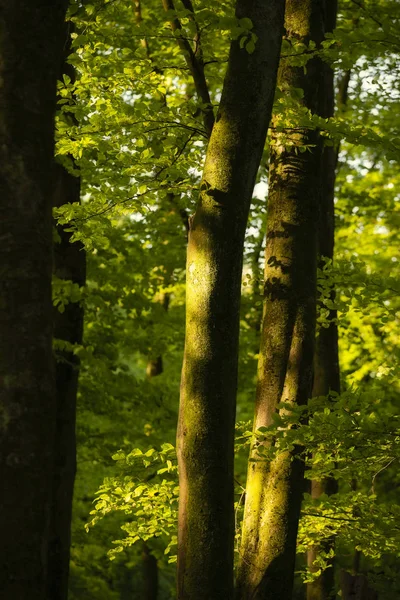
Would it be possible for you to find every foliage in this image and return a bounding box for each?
[53,0,400,597]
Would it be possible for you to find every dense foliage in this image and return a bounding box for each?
[53,0,400,597]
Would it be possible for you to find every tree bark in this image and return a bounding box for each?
[236,3,326,599]
[0,1,68,598]
[48,166,86,599]
[177,1,285,598]
[307,3,340,599]
[45,23,86,600]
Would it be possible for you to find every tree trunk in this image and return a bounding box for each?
[48,161,86,599]
[0,1,68,598]
[46,23,86,599]
[340,552,378,600]
[177,1,285,598]
[142,542,159,600]
[307,3,339,599]
[141,292,172,600]
[236,3,326,599]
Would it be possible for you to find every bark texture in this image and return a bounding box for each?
[0,1,68,598]
[177,1,285,598]
[236,3,326,599]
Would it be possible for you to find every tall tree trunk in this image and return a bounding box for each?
[48,163,85,599]
[307,3,340,599]
[46,23,86,600]
[236,2,326,599]
[340,551,378,600]
[142,542,159,600]
[0,1,68,598]
[177,1,285,598]
[141,291,172,600]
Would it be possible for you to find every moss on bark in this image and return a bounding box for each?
[236,2,327,599]
[177,1,285,598]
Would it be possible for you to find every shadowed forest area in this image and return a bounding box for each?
[0,0,400,599]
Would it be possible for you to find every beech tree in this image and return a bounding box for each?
[306,3,340,599]
[177,1,285,597]
[6,1,395,599]
[236,2,327,598]
[0,1,68,598]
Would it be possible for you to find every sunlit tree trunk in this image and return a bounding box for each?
[0,1,68,598]
[236,2,326,599]
[177,1,285,598]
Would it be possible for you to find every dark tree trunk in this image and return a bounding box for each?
[48,160,85,600]
[177,1,285,598]
[46,22,86,599]
[307,4,340,599]
[0,1,68,598]
[140,292,172,600]
[236,2,327,599]
[340,551,378,600]
[142,542,159,600]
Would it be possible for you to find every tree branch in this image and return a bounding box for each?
[161,0,214,137]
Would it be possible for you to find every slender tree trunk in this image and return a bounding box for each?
[141,291,173,600]
[177,2,285,598]
[0,2,68,598]
[48,162,86,599]
[340,551,378,600]
[307,4,340,599]
[142,542,159,600]
[236,3,327,599]
[46,23,86,599]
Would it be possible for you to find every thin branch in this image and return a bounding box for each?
[180,0,203,61]
[161,0,214,137]
[371,457,396,493]
[349,0,384,28]
[166,192,190,237]
[302,512,358,523]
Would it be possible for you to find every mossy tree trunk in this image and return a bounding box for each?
[177,1,285,598]
[236,2,327,599]
[0,1,68,598]
[307,4,340,600]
